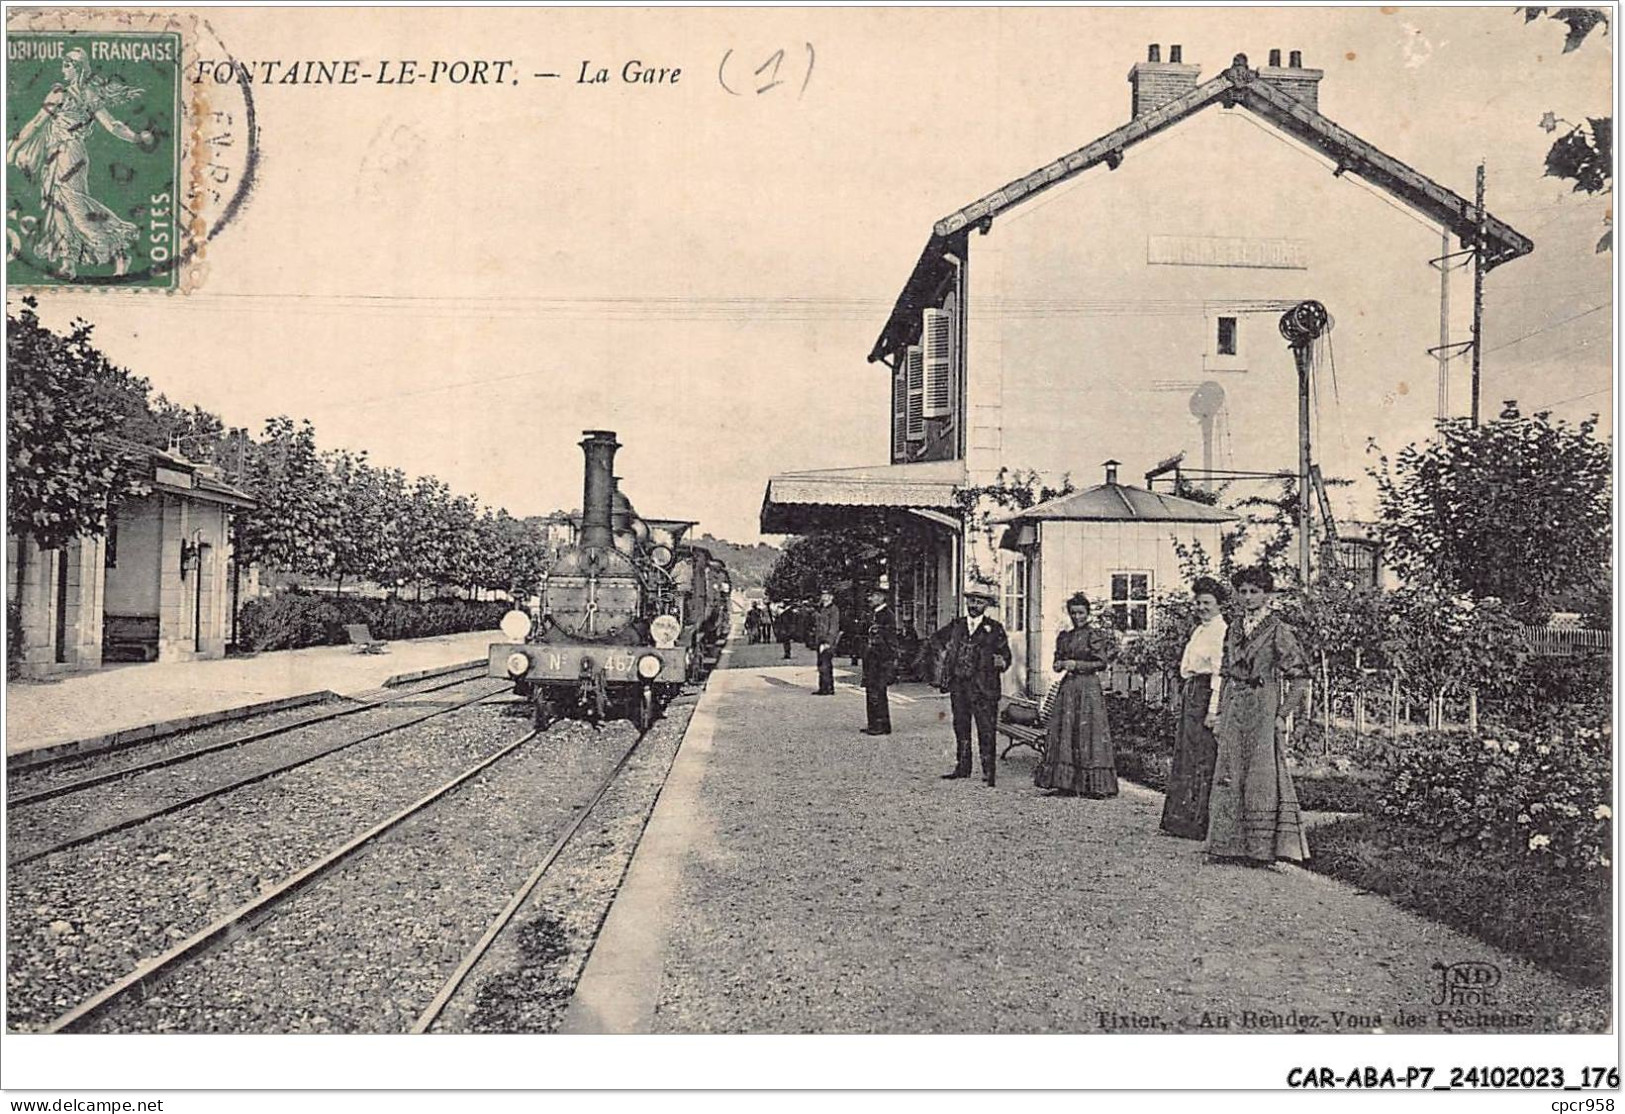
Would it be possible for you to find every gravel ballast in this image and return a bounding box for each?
[80,703,690,1033]
[6,686,520,1031]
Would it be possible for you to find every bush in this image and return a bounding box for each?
[1105,693,1177,792]
[1307,816,1611,987]
[1379,717,1611,873]
[237,590,508,652]
[1488,654,1612,736]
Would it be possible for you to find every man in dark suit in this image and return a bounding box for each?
[931,589,1012,786]
[812,588,840,695]
[860,586,897,735]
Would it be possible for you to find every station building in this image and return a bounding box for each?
[761,44,1529,695]
[8,447,255,676]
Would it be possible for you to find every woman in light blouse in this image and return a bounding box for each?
[1159,576,1228,838]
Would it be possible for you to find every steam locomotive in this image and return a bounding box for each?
[489,430,731,729]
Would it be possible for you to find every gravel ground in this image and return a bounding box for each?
[82,705,688,1034]
[647,659,1611,1034]
[445,700,695,1033]
[5,688,522,1032]
[5,678,506,863]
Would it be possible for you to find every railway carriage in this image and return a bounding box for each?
[489,430,726,729]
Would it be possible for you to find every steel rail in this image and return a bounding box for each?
[7,668,489,809]
[8,682,510,868]
[44,724,544,1034]
[410,721,654,1033]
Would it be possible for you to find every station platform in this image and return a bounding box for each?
[3,629,499,759]
[565,640,1609,1035]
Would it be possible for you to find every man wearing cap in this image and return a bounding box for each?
[860,585,898,735]
[930,589,1012,786]
[812,589,841,695]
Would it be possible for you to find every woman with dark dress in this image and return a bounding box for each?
[1033,591,1118,798]
[1205,566,1312,863]
[1160,576,1228,838]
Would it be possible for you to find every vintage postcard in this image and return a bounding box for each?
[2,4,1616,1104]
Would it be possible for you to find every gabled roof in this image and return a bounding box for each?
[870,53,1533,364]
[1001,481,1237,525]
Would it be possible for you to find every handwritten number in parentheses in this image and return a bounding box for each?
[717,43,814,98]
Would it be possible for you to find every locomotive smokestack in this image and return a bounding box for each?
[579,430,620,550]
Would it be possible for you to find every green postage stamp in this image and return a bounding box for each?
[6,30,182,289]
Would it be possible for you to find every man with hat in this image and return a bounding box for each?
[812,588,841,695]
[859,582,898,735]
[929,587,1011,785]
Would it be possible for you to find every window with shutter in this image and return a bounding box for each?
[891,361,908,461]
[922,307,952,418]
[905,345,925,441]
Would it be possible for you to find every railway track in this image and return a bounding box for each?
[45,705,684,1034]
[7,664,489,807]
[8,674,510,868]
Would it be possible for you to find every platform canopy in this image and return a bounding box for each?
[759,459,965,535]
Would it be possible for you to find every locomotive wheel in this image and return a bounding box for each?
[636,684,657,732]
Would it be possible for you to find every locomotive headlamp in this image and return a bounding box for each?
[500,609,533,642]
[649,544,674,569]
[636,653,663,680]
[650,614,681,649]
[505,651,531,677]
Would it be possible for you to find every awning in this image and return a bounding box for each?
[760,459,964,534]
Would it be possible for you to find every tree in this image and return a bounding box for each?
[236,416,339,578]
[396,476,452,598]
[1524,7,1612,251]
[764,522,888,605]
[325,450,400,595]
[7,300,154,659]
[1371,405,1611,623]
[6,299,152,554]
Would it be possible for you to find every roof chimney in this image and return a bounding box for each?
[1260,47,1324,113]
[1128,44,1201,118]
[1104,459,1121,486]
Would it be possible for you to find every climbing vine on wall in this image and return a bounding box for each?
[951,468,1075,588]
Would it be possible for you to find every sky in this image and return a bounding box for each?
[12,6,1615,544]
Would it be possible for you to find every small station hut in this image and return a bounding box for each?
[996,461,1235,696]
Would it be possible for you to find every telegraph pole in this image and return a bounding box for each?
[1471,162,1486,426]
[1280,301,1330,587]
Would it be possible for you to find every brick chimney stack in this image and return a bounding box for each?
[1128,43,1201,118]
[1260,47,1324,113]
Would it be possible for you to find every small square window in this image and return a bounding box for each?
[1216,316,1238,356]
[1109,571,1152,631]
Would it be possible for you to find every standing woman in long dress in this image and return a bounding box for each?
[1205,566,1312,862]
[1160,576,1228,838]
[1033,591,1118,798]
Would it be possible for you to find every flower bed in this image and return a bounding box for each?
[1305,816,1611,987]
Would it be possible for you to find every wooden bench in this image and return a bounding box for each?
[344,624,388,654]
[997,695,1047,759]
[103,614,160,662]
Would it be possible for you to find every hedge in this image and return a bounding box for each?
[237,591,509,652]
